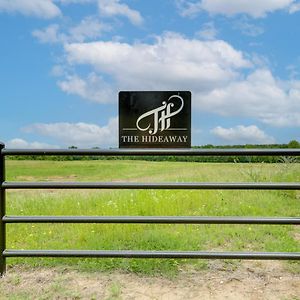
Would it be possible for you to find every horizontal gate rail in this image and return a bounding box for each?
[1,145,300,276]
[3,216,300,224]
[2,182,300,190]
[2,148,300,156]
[4,250,300,260]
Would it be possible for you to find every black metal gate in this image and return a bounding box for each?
[1,143,300,276]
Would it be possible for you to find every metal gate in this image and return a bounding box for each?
[1,143,300,276]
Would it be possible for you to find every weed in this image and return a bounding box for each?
[106,282,121,300]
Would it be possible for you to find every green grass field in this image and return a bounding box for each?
[4,159,300,275]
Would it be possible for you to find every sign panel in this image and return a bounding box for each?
[119,91,191,148]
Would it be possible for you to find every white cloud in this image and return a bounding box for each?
[0,0,61,18]
[23,118,118,148]
[197,69,300,127]
[32,17,110,44]
[58,73,114,103]
[60,33,300,127]
[177,0,297,18]
[65,32,251,92]
[32,24,61,43]
[98,0,143,25]
[196,22,217,40]
[68,17,111,42]
[234,19,264,37]
[211,125,275,144]
[6,138,59,149]
[289,2,300,13]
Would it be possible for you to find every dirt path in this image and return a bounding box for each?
[0,261,299,299]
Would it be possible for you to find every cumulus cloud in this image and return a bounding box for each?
[23,118,118,148]
[62,32,300,127]
[0,0,61,19]
[98,0,143,25]
[211,125,275,144]
[55,32,300,128]
[32,24,61,43]
[6,138,59,149]
[289,2,300,13]
[197,69,300,127]
[58,73,115,103]
[68,17,111,42]
[32,17,110,44]
[177,0,298,18]
[65,32,251,92]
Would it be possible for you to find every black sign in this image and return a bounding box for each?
[119,91,191,148]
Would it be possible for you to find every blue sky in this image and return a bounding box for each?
[0,0,300,148]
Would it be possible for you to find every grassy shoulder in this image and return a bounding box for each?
[4,160,300,275]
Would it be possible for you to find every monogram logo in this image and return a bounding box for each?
[136,95,184,135]
[119,91,191,148]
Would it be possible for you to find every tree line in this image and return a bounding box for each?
[7,140,299,163]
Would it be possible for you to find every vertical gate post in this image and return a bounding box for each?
[0,142,5,276]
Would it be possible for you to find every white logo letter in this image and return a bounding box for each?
[136,95,184,135]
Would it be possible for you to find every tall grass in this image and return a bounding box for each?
[4,160,300,274]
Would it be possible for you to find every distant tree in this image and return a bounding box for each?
[287,140,300,148]
[202,144,214,148]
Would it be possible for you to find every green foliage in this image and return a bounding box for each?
[288,140,300,148]
[6,140,300,163]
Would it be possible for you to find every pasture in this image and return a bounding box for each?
[4,159,300,275]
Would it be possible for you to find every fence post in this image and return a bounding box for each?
[0,142,5,276]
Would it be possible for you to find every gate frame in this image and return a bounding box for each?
[1,145,300,276]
